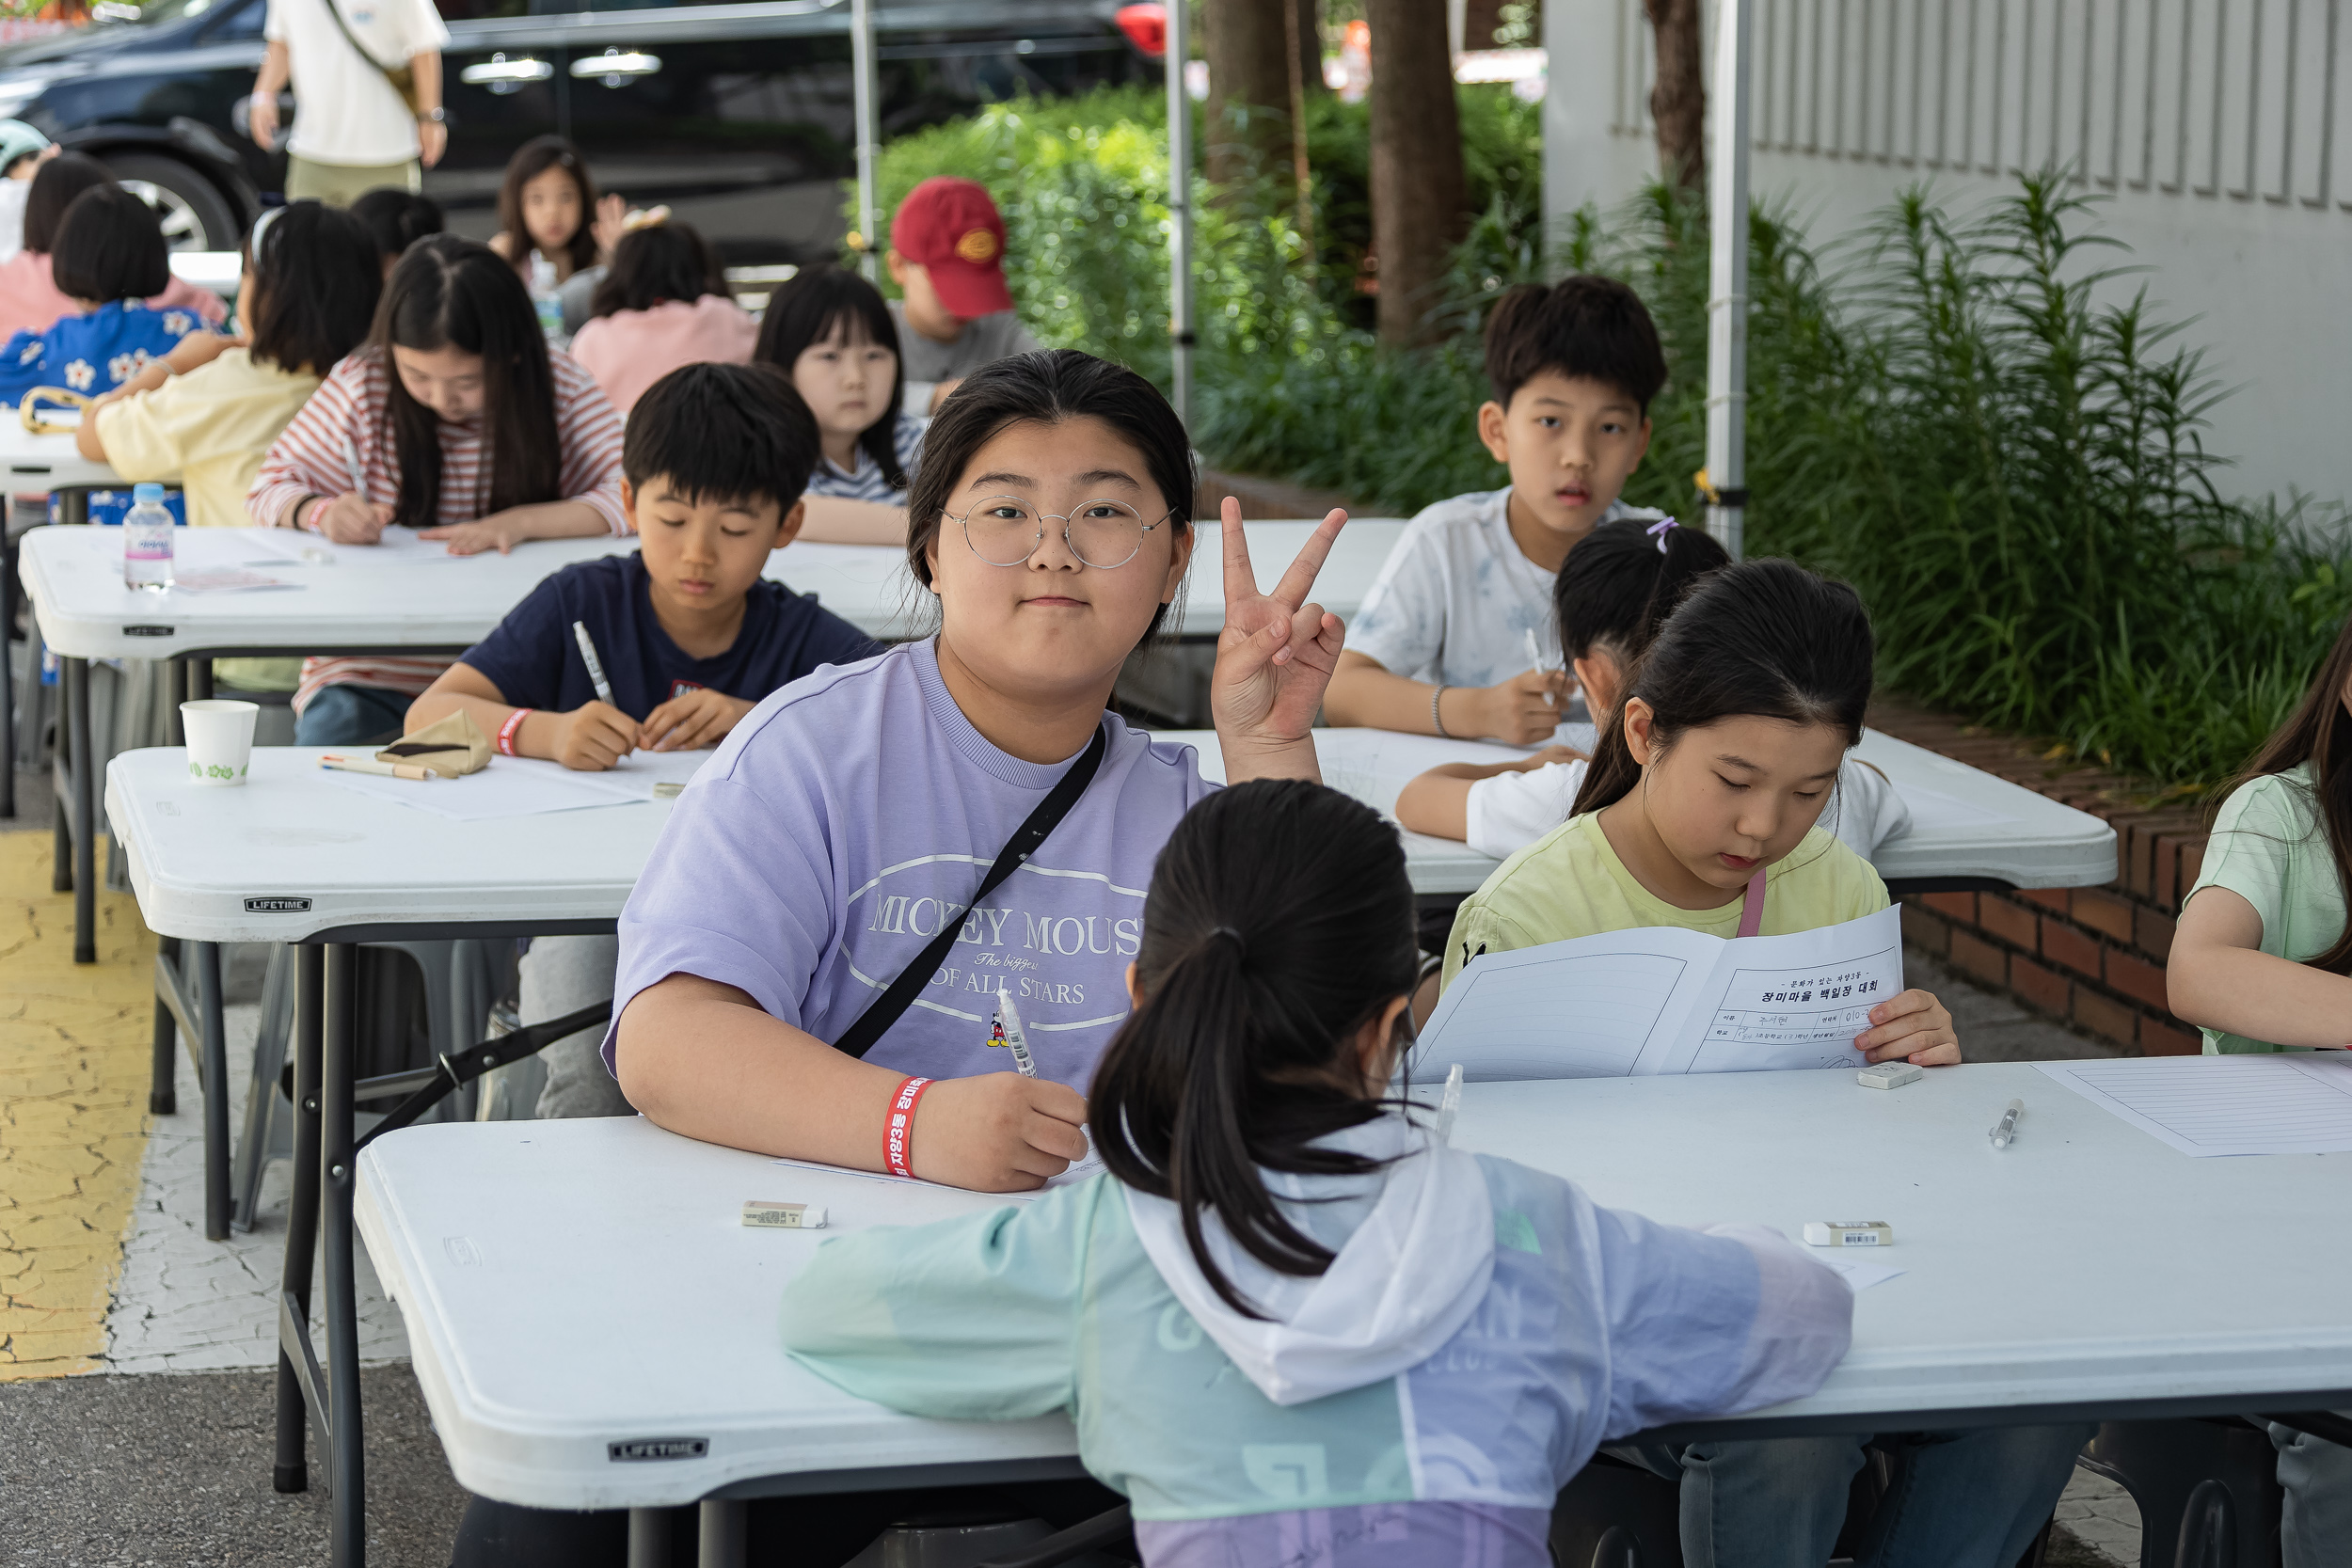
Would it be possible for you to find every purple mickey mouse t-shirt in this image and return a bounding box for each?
[606,638,1216,1089]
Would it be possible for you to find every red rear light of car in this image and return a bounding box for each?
[1115,3,1167,58]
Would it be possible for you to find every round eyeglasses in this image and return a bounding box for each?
[946,496,1176,570]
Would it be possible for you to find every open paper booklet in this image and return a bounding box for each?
[1414,905,1903,1082]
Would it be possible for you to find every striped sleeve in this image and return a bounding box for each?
[893,412,927,489]
[549,351,629,536]
[248,355,382,528]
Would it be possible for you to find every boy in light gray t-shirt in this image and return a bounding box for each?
[884,176,1041,416]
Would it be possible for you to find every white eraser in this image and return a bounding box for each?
[1856,1062,1923,1090]
[741,1200,827,1229]
[1804,1220,1893,1247]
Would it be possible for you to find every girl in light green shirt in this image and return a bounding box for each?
[1442,557,1960,1069]
[2170,614,2352,1053]
[1442,560,2091,1568]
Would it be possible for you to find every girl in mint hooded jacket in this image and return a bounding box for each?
[782,780,1853,1566]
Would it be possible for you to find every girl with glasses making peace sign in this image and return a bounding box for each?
[604,348,1348,1193]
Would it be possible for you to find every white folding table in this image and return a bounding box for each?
[25,518,1404,960]
[0,423,121,819]
[356,1059,2352,1565]
[107,742,703,1568]
[1174,726,2120,896]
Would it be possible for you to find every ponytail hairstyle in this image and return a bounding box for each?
[1570,558,1875,818]
[754,263,909,489]
[2213,614,2352,974]
[246,200,381,376]
[1554,515,1731,669]
[373,235,562,532]
[1091,780,1421,1318]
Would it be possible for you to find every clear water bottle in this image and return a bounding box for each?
[529,250,564,343]
[122,482,174,592]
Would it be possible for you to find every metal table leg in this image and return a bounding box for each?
[188,657,213,704]
[697,1499,746,1568]
[166,657,185,746]
[2,524,15,819]
[150,935,180,1116]
[276,945,324,1496]
[628,1508,675,1568]
[322,942,367,1566]
[65,654,92,962]
[196,941,230,1242]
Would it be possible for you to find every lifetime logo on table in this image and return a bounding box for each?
[244,896,313,912]
[609,1437,709,1463]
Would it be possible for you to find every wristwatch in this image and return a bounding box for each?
[416,106,446,123]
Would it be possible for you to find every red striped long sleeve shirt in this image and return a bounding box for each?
[247,347,628,710]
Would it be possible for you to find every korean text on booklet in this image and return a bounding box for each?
[1415,906,1902,1082]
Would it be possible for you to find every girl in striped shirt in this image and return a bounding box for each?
[755,263,926,545]
[248,234,628,745]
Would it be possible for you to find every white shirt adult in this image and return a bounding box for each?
[259,0,449,167]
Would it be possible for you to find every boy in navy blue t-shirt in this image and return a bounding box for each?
[405,361,881,768]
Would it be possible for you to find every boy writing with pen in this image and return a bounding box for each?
[401,362,881,1122]
[401,360,880,769]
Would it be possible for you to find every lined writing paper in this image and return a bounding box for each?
[2037,1054,2352,1157]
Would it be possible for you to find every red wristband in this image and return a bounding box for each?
[883,1075,932,1178]
[496,707,532,757]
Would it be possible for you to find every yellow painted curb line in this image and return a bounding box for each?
[0,829,157,1380]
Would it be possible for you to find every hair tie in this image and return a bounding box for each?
[1645,515,1678,553]
[1207,927,1247,960]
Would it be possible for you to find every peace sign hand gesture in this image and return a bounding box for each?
[1210,499,1347,784]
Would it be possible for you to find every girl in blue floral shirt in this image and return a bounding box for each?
[0,183,207,405]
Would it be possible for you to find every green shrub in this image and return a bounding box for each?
[865,93,2348,788]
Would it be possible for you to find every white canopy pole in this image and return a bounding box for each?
[1704,0,1752,559]
[850,0,880,281]
[1166,0,1195,428]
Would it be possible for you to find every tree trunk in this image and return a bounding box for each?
[1295,0,1327,96]
[1645,0,1707,190]
[1463,0,1510,49]
[1201,0,1295,188]
[1366,0,1469,345]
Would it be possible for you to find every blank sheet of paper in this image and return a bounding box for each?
[2038,1053,2352,1156]
[315,755,650,820]
[1414,946,1698,1082]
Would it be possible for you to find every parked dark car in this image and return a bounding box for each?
[0,0,1159,261]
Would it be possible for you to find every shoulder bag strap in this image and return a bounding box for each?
[316,0,419,112]
[833,723,1110,1060]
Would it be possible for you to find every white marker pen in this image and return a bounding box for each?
[1988,1098,2024,1148]
[996,986,1038,1079]
[1524,628,1556,707]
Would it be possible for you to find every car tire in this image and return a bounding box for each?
[100,152,240,252]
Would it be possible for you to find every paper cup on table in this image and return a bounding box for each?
[181,700,259,786]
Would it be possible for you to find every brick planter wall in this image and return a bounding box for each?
[1867,697,2211,1057]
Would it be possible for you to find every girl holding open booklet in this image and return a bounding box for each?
[1440,557,2088,1566]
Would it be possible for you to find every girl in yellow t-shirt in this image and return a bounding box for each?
[1443,559,2098,1568]
[1441,556,1958,1068]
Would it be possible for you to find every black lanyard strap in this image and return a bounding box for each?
[833,723,1110,1060]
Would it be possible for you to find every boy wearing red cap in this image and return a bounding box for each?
[884,176,1041,416]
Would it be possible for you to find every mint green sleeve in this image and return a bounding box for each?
[2189,774,2306,943]
[779,1180,1100,1420]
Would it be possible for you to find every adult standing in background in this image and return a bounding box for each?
[246,0,448,207]
[884,176,1040,415]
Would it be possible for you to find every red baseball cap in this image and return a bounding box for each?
[891,176,1014,319]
